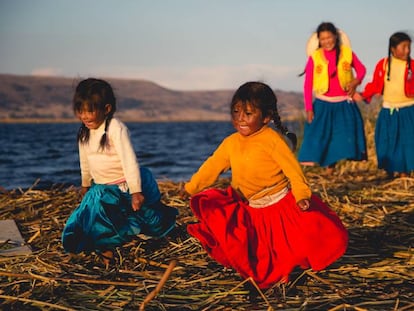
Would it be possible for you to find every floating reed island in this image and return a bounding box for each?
[1,119,413,310]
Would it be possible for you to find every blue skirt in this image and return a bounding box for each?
[375,105,414,174]
[62,167,178,254]
[298,99,367,167]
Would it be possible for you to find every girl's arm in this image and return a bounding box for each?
[111,120,144,211]
[79,142,92,188]
[271,134,312,203]
[346,52,366,97]
[112,122,142,194]
[303,57,314,114]
[185,139,230,195]
[352,52,366,83]
[362,59,386,103]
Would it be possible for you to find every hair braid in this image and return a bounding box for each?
[271,103,297,151]
[387,44,392,81]
[99,117,111,150]
[331,44,340,78]
[271,110,287,134]
[77,123,89,144]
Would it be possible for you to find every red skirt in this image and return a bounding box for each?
[187,186,348,289]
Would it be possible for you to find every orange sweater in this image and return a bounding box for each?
[185,126,311,203]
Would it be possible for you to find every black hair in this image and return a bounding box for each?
[230,81,297,149]
[73,78,117,150]
[387,32,412,81]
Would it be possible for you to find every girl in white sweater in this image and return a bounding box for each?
[62,78,177,266]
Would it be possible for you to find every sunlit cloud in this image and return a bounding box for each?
[31,67,63,77]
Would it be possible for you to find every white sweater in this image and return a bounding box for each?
[79,118,141,193]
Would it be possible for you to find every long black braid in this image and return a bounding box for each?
[98,117,110,150]
[73,78,117,150]
[77,123,90,144]
[271,103,298,150]
[387,32,412,81]
[230,81,297,149]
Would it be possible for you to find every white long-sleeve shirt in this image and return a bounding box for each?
[79,117,141,193]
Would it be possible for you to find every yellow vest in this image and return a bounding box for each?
[311,45,354,94]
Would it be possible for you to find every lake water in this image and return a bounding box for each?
[0,121,300,190]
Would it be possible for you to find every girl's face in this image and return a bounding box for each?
[76,103,109,129]
[231,102,270,136]
[319,31,337,51]
[391,40,411,61]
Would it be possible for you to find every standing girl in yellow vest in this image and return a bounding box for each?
[298,22,367,174]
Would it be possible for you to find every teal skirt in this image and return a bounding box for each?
[375,105,414,174]
[298,99,367,167]
[61,167,178,253]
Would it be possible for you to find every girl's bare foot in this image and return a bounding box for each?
[326,164,335,175]
[300,162,316,166]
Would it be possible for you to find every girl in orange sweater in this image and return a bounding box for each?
[183,81,348,289]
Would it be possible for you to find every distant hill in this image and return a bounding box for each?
[0,74,305,122]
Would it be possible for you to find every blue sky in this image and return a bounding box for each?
[1,0,413,92]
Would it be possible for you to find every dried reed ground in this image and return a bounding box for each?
[0,115,413,310]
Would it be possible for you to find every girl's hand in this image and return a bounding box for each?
[131,192,145,211]
[352,92,364,102]
[306,110,314,123]
[79,186,90,199]
[346,78,361,97]
[297,199,310,211]
[178,182,191,201]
